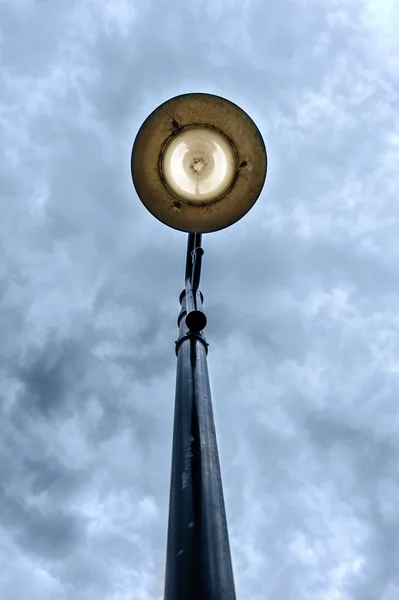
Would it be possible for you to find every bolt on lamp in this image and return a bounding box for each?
[131,93,267,600]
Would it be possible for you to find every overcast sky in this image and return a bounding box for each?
[1,0,399,599]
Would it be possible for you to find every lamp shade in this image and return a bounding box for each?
[131,93,267,233]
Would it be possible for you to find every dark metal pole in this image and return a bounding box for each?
[164,233,236,600]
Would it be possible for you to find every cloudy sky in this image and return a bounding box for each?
[1,0,399,598]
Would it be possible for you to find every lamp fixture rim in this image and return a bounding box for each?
[131,92,267,233]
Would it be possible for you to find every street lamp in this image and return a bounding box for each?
[131,92,267,600]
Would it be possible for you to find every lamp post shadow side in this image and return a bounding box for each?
[164,233,236,600]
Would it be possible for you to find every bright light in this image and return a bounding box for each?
[161,127,236,204]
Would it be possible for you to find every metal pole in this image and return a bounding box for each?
[164,233,236,600]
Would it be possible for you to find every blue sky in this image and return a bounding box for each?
[1,0,399,598]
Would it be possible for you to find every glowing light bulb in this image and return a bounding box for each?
[161,127,236,204]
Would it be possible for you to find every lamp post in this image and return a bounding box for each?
[131,93,267,600]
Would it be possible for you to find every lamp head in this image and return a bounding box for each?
[131,93,267,233]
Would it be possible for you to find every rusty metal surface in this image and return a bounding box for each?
[131,93,267,233]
